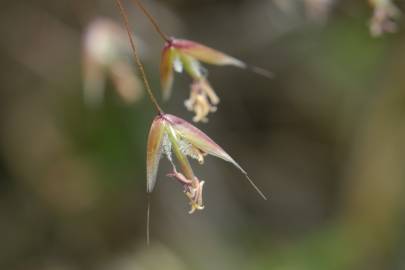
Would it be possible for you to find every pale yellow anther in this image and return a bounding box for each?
[185,79,220,123]
[185,178,205,214]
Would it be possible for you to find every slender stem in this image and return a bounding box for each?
[115,0,164,114]
[130,0,170,43]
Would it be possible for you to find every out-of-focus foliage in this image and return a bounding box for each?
[0,0,405,269]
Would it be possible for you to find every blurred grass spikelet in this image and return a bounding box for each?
[83,18,144,106]
[369,0,401,37]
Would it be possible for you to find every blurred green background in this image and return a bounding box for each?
[1,0,405,269]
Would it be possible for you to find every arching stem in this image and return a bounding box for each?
[131,0,170,43]
[115,0,164,114]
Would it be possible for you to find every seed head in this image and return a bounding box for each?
[146,113,267,213]
[160,38,246,122]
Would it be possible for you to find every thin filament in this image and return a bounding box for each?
[246,64,275,79]
[244,172,268,200]
[131,0,170,42]
[146,195,150,246]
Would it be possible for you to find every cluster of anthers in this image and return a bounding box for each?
[184,79,219,123]
[167,170,205,214]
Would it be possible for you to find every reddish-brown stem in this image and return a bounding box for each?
[131,0,170,43]
[115,0,164,114]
